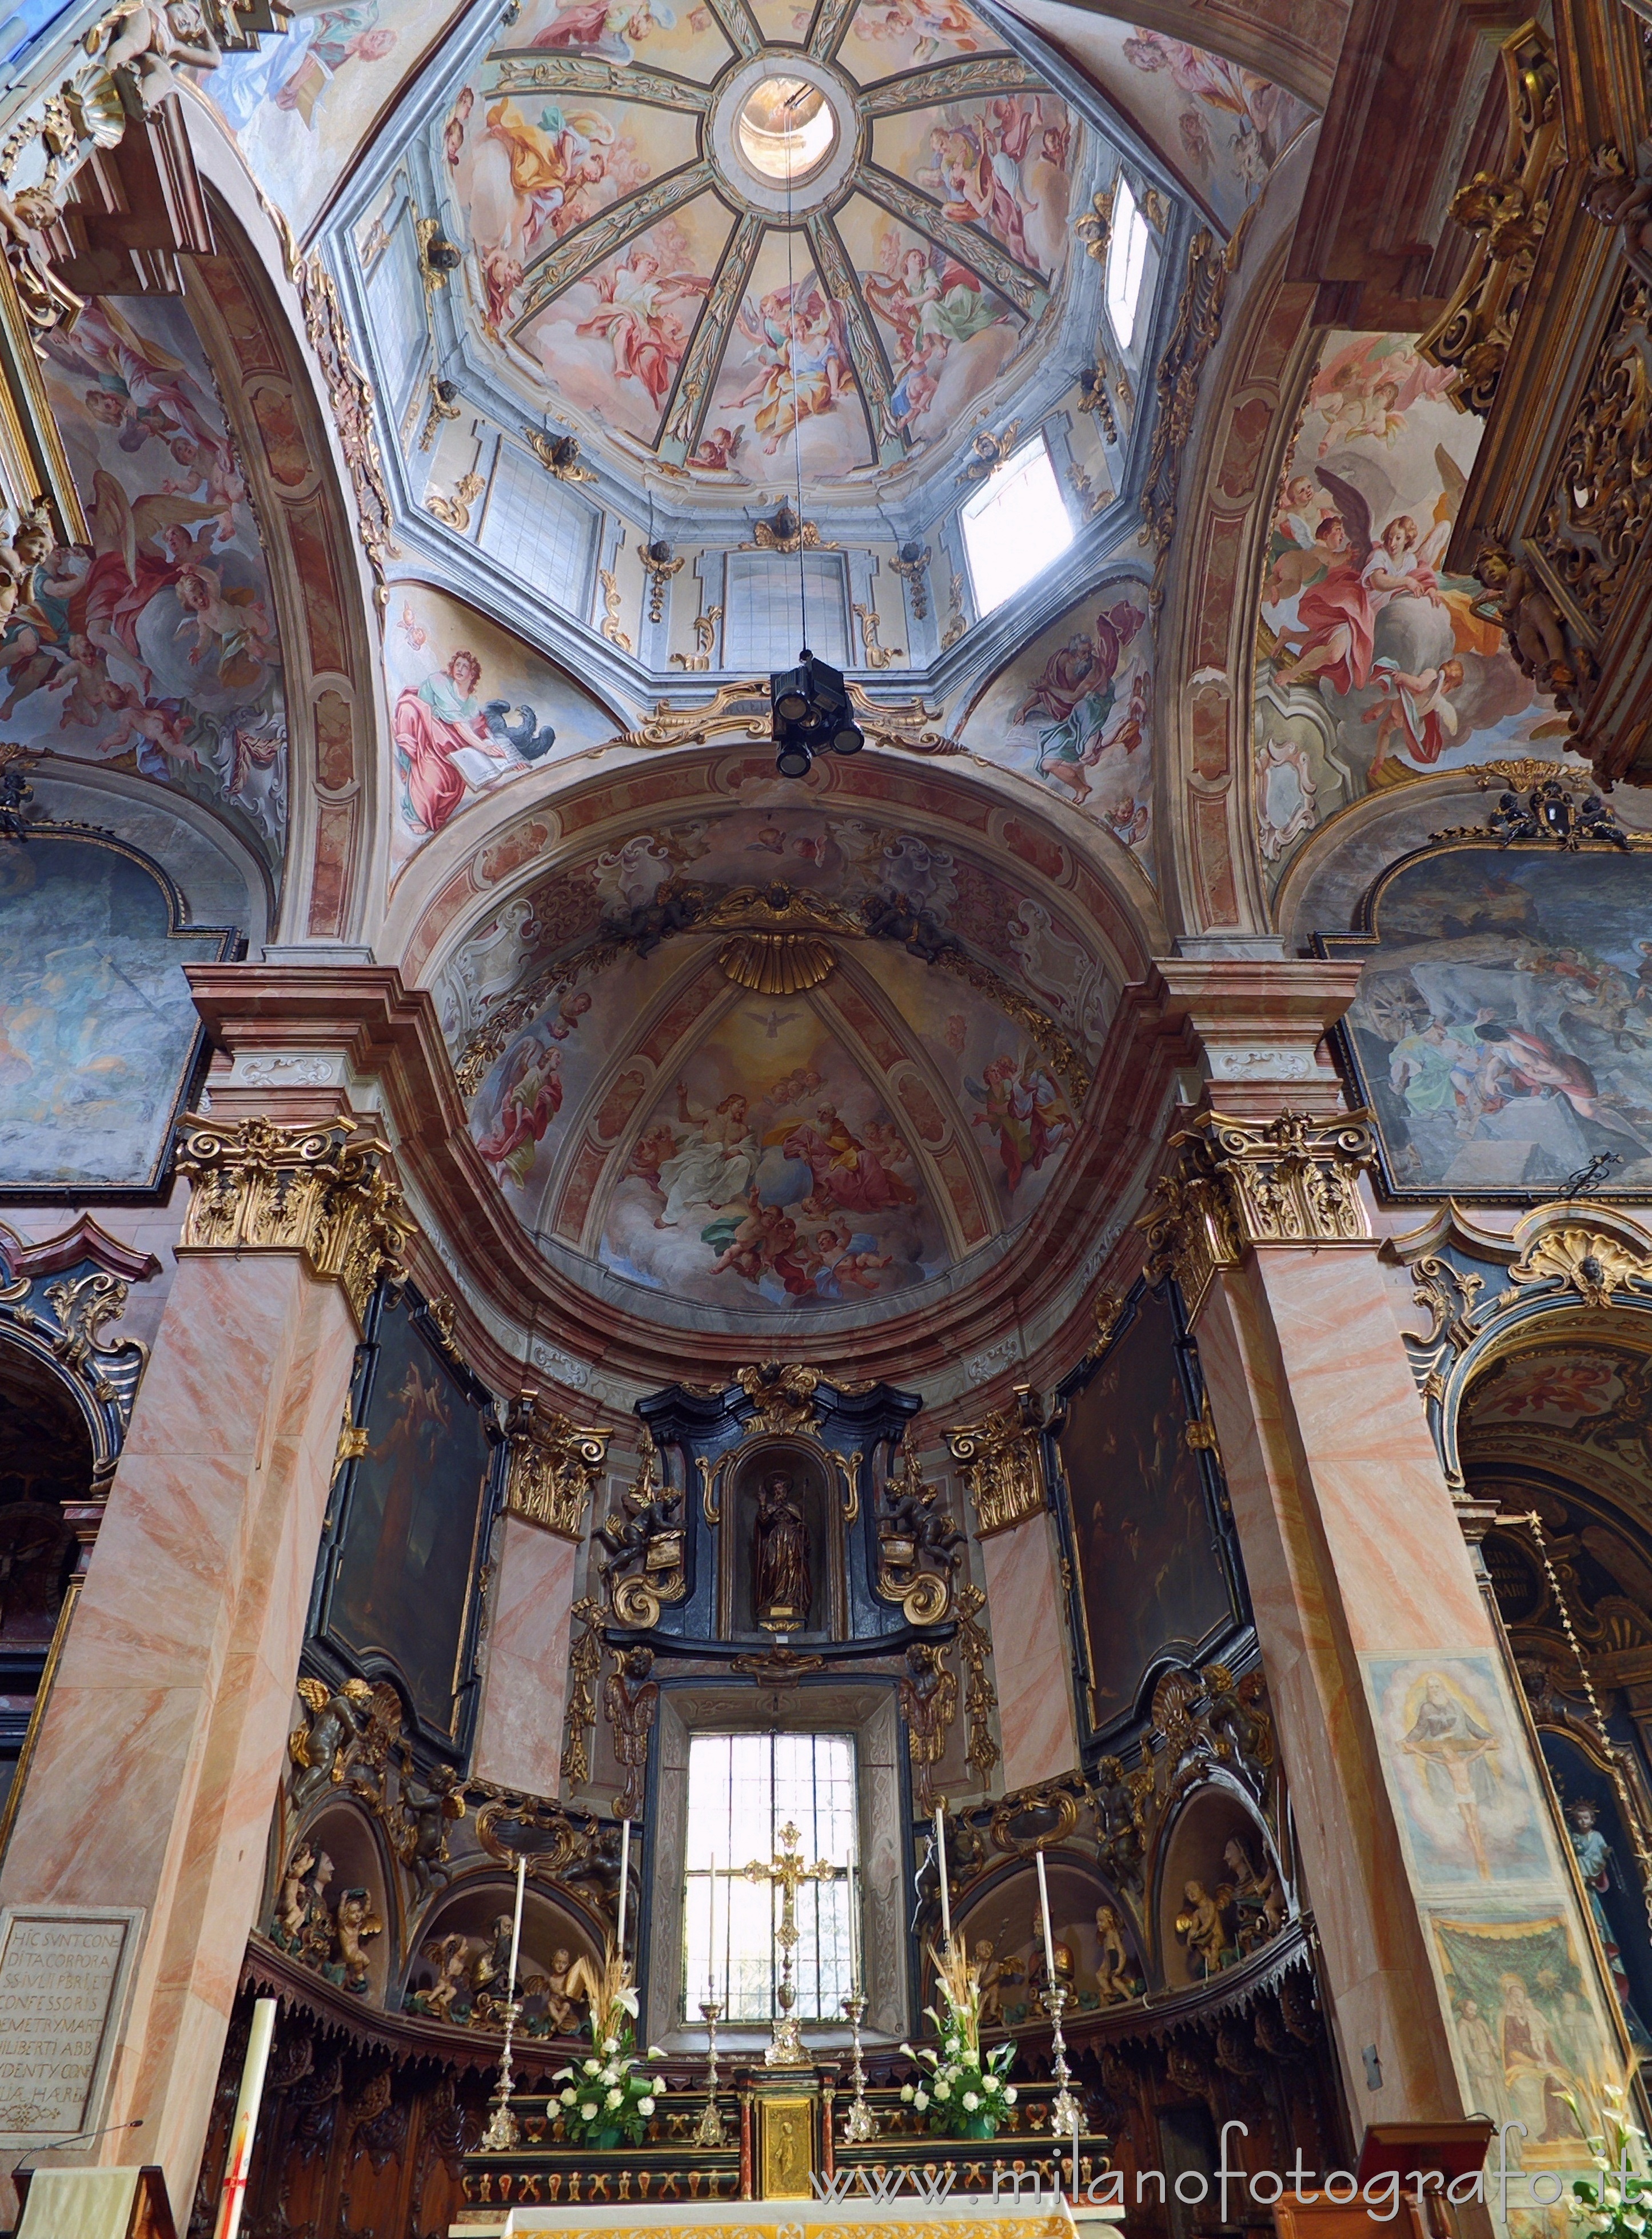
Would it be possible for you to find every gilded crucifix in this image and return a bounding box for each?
[744,1820,835,2065]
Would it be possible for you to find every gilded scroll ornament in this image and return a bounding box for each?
[736,1361,821,1436]
[1139,1109,1375,1316]
[1416,21,1564,414]
[1508,1224,1652,1308]
[425,469,484,532]
[947,1384,1047,1537]
[1535,273,1652,643]
[294,254,400,582]
[504,1391,610,1540]
[559,1596,602,1787]
[955,1582,1000,1783]
[1138,215,1249,616]
[876,1435,960,1623]
[177,1114,414,1329]
[597,1428,686,1627]
[604,1644,659,1819]
[897,1640,957,1814]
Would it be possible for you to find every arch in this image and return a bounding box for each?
[1148,1772,1287,1990]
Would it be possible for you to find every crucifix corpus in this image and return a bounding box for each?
[745,1820,834,2065]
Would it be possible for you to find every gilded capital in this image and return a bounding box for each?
[176,1114,415,1329]
[947,1383,1047,1537]
[503,1390,611,1539]
[1140,1107,1376,1314]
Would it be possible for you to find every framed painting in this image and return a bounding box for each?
[309,1284,502,1760]
[1050,1280,1245,1746]
[0,830,236,1199]
[1319,838,1652,1201]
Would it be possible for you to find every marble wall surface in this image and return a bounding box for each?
[0,1251,358,2225]
[980,1512,1079,1792]
[472,1515,578,1797]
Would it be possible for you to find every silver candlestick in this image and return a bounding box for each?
[840,1994,878,2142]
[1044,1983,1081,2138]
[479,1998,522,2152]
[693,1999,728,2148]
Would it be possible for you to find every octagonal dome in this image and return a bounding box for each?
[401,0,1107,518]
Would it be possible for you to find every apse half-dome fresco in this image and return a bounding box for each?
[432,0,1079,505]
[444,796,1117,1320]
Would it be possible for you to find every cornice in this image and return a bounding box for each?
[185,962,1200,1400]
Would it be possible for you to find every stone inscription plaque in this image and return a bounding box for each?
[0,1907,142,2141]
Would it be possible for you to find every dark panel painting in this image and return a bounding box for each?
[1059,1285,1235,1735]
[1324,844,1652,1198]
[0,834,233,1192]
[327,1294,494,1744]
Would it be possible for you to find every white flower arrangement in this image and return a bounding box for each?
[897,1945,1017,2140]
[1567,2084,1650,2238]
[550,1953,667,2148]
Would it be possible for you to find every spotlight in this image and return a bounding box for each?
[769,648,860,777]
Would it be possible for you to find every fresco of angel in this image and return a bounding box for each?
[390,631,522,836]
[528,0,675,63]
[731,280,851,453]
[851,0,984,63]
[482,98,636,248]
[474,1032,566,1185]
[1017,596,1146,804]
[864,236,1005,439]
[916,96,1057,269]
[967,1051,1074,1194]
[576,242,711,407]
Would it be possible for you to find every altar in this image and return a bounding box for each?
[453,2199,1100,2238]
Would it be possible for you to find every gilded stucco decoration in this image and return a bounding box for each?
[596,1429,687,1629]
[946,1385,1046,1538]
[503,1392,610,1540]
[1390,1200,1652,1492]
[1139,1109,1375,1316]
[1416,21,1565,416]
[177,1114,416,1329]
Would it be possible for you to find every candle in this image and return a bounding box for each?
[708,1852,717,1999]
[724,1836,733,2011]
[1035,1846,1058,1994]
[507,1852,526,2002]
[617,1817,631,1959]
[848,1862,861,2001]
[213,1995,276,2239]
[933,1804,951,1948]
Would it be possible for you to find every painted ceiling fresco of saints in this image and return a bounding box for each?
[30,296,288,875]
[1324,844,1652,1197]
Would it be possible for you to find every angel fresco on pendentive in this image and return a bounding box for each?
[1018,597,1148,807]
[388,603,557,842]
[1121,30,1305,204]
[1255,332,1571,868]
[27,297,288,861]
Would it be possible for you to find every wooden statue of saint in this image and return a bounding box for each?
[753,1467,811,1630]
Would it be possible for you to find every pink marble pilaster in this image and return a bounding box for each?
[1195,1240,1492,2125]
[0,1250,358,2226]
[979,1515,1078,1791]
[472,1517,578,1796]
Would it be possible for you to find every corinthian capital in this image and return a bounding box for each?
[176,1114,415,1329]
[1139,1108,1376,1314]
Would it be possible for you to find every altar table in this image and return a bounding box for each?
[453,2199,1122,2239]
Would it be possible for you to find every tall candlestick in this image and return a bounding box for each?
[507,1852,526,2001]
[933,1804,951,1947]
[617,1816,631,1958]
[1035,1846,1057,1990]
[848,1861,861,2000]
[724,1832,733,2012]
[707,1853,716,1998]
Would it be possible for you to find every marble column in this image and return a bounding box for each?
[1143,964,1630,2162]
[0,1114,410,2226]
